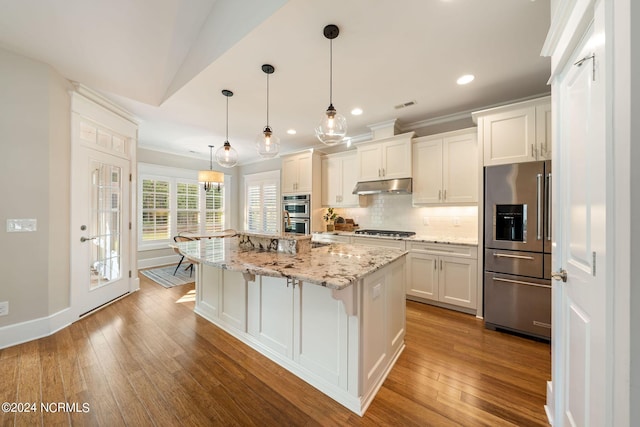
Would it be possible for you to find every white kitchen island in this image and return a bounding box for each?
[173,236,407,416]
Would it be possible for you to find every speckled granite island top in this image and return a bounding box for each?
[172,237,407,290]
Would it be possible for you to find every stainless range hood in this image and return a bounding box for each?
[352,178,412,195]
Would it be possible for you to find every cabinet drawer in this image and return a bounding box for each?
[351,236,405,250]
[484,249,545,278]
[407,242,477,259]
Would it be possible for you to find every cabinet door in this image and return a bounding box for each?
[406,252,438,301]
[361,268,388,392]
[321,157,340,206]
[220,269,247,331]
[294,282,348,387]
[443,133,478,203]
[249,276,294,357]
[412,139,443,204]
[296,152,313,192]
[386,258,406,357]
[340,154,359,206]
[439,256,477,309]
[282,156,299,193]
[536,102,552,160]
[381,139,411,179]
[482,106,536,165]
[357,144,382,182]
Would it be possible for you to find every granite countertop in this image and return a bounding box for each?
[313,231,478,246]
[172,238,407,290]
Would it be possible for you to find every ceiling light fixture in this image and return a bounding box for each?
[456,74,475,85]
[315,24,347,146]
[256,64,280,158]
[216,89,239,168]
[287,129,297,135]
[351,108,363,116]
[198,145,224,191]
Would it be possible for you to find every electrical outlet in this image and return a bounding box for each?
[452,217,461,226]
[422,216,430,226]
[0,301,8,316]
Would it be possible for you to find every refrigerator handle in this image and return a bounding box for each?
[545,172,552,241]
[537,173,543,240]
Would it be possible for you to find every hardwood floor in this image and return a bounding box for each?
[0,274,551,426]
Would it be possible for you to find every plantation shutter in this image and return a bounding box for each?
[245,171,280,233]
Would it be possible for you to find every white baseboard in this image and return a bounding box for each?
[138,254,181,270]
[0,308,74,350]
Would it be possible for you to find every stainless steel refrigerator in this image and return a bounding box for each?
[483,160,551,340]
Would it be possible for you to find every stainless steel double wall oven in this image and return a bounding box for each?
[282,194,311,234]
[483,160,552,340]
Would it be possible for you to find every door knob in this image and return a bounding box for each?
[551,268,567,282]
[80,236,97,242]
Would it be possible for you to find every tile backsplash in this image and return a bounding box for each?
[333,193,478,240]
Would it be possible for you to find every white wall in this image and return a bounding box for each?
[0,47,72,327]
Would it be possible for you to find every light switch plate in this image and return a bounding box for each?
[0,301,8,316]
[6,219,37,232]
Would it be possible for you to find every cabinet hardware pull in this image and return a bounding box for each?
[536,173,543,240]
[493,277,551,289]
[440,259,443,270]
[382,168,385,176]
[531,144,535,158]
[438,190,441,201]
[545,172,552,241]
[443,189,447,201]
[492,253,535,260]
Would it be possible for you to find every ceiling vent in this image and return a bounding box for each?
[394,100,416,109]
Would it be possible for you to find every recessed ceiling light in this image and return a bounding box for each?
[457,74,475,85]
[287,129,297,135]
[351,108,363,116]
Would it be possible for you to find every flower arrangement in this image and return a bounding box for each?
[323,207,337,223]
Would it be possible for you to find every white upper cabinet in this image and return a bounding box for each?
[282,151,314,194]
[356,132,414,182]
[472,96,551,166]
[412,128,478,205]
[321,151,359,207]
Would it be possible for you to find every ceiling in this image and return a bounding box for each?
[0,0,551,166]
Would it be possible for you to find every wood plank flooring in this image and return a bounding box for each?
[0,274,551,426]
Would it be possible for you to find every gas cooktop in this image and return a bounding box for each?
[354,229,416,238]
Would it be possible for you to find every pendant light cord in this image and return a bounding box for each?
[209,145,213,170]
[329,38,333,105]
[266,72,270,126]
[225,95,229,142]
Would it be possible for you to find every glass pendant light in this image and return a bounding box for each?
[256,64,280,158]
[198,144,224,191]
[215,89,239,168]
[315,24,347,146]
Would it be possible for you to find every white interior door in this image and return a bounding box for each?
[553,14,608,427]
[71,115,132,317]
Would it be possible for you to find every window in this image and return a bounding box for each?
[138,163,229,249]
[176,182,200,234]
[141,178,170,241]
[205,187,225,233]
[245,171,279,233]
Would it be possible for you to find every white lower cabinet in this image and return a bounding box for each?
[406,242,478,311]
[248,276,294,358]
[194,257,406,415]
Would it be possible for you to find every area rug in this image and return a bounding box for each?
[141,264,195,288]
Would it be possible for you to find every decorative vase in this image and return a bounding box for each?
[326,224,335,232]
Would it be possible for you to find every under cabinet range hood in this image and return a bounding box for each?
[352,178,412,195]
